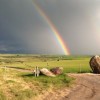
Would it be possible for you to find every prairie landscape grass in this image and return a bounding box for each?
[0,54,91,100]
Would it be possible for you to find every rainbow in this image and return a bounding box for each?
[32,0,70,55]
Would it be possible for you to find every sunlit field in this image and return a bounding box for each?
[0,54,91,72]
[0,54,92,100]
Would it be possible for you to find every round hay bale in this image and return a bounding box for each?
[50,67,63,75]
[40,68,55,77]
[89,55,100,74]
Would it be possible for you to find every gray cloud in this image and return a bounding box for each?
[0,0,100,55]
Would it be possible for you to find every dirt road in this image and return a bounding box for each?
[42,73,100,100]
[63,73,100,100]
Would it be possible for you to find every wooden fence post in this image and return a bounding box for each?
[80,64,81,73]
[35,66,39,77]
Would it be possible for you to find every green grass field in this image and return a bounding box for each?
[0,54,92,100]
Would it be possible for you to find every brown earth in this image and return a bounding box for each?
[39,73,100,100]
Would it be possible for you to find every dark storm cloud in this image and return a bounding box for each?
[0,0,44,53]
[0,0,100,54]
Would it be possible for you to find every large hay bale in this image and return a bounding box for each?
[40,68,55,77]
[89,55,100,74]
[50,67,63,75]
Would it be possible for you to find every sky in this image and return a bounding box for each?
[0,0,100,55]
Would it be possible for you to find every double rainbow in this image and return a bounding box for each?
[32,0,70,55]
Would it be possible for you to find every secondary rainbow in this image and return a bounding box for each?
[32,0,70,55]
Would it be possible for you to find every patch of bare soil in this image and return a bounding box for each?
[39,73,100,100]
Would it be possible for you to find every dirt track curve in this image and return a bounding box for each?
[42,73,100,100]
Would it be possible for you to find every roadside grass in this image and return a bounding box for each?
[0,91,6,100]
[0,69,36,100]
[21,72,74,88]
[10,88,34,100]
[0,69,73,99]
[0,68,74,100]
